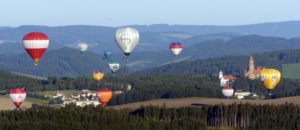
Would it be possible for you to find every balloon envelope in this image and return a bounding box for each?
[92,71,104,82]
[169,42,183,56]
[9,88,26,108]
[78,43,88,52]
[108,62,120,73]
[222,86,234,97]
[114,27,139,56]
[22,32,49,65]
[96,88,112,106]
[104,50,112,59]
[260,69,281,90]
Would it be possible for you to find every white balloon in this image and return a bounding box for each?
[78,43,88,52]
[114,27,139,55]
[108,62,120,73]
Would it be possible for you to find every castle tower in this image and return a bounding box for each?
[249,55,254,73]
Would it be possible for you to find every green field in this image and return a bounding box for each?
[31,90,82,96]
[282,63,300,79]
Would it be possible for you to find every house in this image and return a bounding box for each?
[234,89,251,99]
[219,70,236,86]
[114,90,123,95]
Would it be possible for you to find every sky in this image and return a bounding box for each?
[1,0,300,27]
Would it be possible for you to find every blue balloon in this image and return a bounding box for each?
[104,50,112,59]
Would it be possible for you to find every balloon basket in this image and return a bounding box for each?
[15,107,22,111]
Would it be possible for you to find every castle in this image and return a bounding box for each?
[244,55,265,80]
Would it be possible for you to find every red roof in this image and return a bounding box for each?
[223,75,236,80]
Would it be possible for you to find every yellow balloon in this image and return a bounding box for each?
[92,71,104,82]
[260,69,281,90]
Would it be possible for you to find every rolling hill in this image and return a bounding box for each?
[1,34,300,77]
[1,21,300,56]
[0,25,235,55]
[134,49,300,78]
[0,47,109,77]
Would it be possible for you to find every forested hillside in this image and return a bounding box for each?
[0,48,108,77]
[1,35,300,77]
[136,49,300,76]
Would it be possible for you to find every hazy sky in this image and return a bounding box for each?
[1,0,300,27]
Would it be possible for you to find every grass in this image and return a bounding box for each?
[26,97,48,105]
[282,63,300,79]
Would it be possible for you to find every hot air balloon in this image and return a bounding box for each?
[260,68,281,95]
[78,43,88,55]
[104,50,112,60]
[114,27,139,60]
[96,88,112,107]
[108,62,120,75]
[92,71,104,82]
[22,32,49,65]
[9,88,26,109]
[222,86,234,98]
[169,42,183,56]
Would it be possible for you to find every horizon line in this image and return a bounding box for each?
[2,20,300,28]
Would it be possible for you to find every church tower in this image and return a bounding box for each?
[249,55,254,73]
[219,70,223,79]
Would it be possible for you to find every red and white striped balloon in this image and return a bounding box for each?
[222,86,234,98]
[22,32,49,65]
[9,88,26,108]
[169,42,183,56]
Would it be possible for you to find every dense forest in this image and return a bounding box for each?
[1,71,300,105]
[136,49,300,76]
[0,103,299,130]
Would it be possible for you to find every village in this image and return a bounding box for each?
[45,84,132,107]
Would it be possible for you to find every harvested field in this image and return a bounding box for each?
[111,96,300,110]
[0,96,33,110]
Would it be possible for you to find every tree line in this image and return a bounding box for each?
[1,70,300,105]
[0,103,299,130]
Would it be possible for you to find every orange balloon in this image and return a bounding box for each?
[96,88,112,107]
